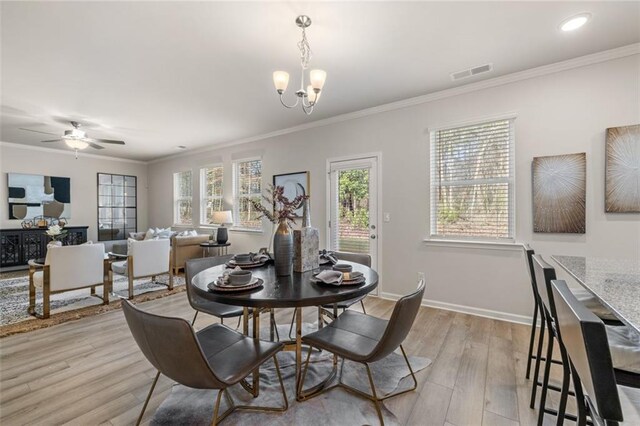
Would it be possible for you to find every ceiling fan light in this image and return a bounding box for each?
[65,139,89,150]
[309,69,327,90]
[273,71,290,92]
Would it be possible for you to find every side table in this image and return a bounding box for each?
[199,242,230,257]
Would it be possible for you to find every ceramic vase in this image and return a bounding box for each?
[273,219,293,276]
[47,240,62,250]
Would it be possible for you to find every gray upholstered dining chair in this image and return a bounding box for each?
[551,279,640,425]
[185,256,279,340]
[121,300,288,426]
[297,278,426,425]
[185,255,244,326]
[288,251,372,338]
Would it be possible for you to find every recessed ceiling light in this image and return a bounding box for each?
[176,145,187,150]
[560,13,591,32]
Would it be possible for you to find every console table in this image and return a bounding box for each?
[0,226,89,269]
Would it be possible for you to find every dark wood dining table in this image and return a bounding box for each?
[190,260,379,400]
[552,255,640,335]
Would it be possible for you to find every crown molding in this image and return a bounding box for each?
[0,141,147,164]
[150,43,639,164]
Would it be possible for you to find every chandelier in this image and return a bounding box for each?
[273,15,326,115]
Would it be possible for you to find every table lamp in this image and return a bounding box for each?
[212,210,233,244]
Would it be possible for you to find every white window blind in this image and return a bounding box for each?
[200,165,224,225]
[173,170,193,225]
[233,158,262,230]
[430,118,515,240]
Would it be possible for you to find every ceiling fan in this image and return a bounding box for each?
[19,121,125,158]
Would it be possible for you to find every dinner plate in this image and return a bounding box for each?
[226,260,266,269]
[208,278,264,292]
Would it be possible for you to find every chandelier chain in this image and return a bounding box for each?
[298,27,312,70]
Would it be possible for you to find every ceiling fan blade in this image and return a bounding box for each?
[20,128,60,136]
[41,139,63,143]
[87,138,125,145]
[88,142,105,150]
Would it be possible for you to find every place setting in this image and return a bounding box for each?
[207,267,264,293]
[311,263,366,286]
[225,252,271,269]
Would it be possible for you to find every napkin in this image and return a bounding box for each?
[218,266,243,285]
[314,270,343,285]
[319,249,338,265]
[250,253,270,263]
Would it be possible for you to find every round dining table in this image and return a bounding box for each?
[190,260,379,400]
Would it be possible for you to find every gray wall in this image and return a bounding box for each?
[149,55,640,321]
[0,145,149,247]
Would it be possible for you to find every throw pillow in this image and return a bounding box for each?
[144,228,155,240]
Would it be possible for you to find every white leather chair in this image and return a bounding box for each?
[28,243,109,319]
[111,239,173,299]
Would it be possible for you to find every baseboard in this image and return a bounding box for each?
[377,291,532,325]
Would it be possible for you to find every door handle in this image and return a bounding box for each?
[370,235,376,239]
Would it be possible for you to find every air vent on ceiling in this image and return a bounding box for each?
[450,63,493,81]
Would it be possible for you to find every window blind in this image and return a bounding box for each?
[233,159,262,230]
[430,119,514,240]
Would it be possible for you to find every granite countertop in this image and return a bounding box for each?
[552,255,640,334]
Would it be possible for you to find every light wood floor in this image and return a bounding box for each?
[0,291,597,425]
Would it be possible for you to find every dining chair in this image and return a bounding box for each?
[550,279,637,425]
[288,251,372,339]
[121,300,288,426]
[531,256,639,425]
[185,256,279,340]
[297,278,425,425]
[28,243,109,319]
[111,238,172,299]
[523,246,621,381]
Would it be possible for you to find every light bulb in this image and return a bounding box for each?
[65,139,89,150]
[309,69,327,90]
[273,71,290,92]
[307,85,321,104]
[560,13,591,32]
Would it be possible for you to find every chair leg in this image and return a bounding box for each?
[128,275,134,300]
[270,309,280,341]
[365,363,385,425]
[103,282,109,305]
[317,306,323,330]
[168,271,174,290]
[136,370,160,426]
[360,299,367,314]
[236,316,241,330]
[28,274,36,315]
[537,322,555,426]
[530,311,547,408]
[42,284,50,319]
[556,345,571,426]
[191,311,199,326]
[526,302,539,379]
[570,362,588,426]
[288,308,297,340]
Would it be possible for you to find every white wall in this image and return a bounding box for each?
[147,54,640,322]
[0,144,149,246]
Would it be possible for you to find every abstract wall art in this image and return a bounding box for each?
[7,173,71,220]
[605,124,640,213]
[532,153,586,234]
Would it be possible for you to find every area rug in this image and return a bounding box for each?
[151,350,431,425]
[0,271,184,337]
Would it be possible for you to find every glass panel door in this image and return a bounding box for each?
[329,156,378,271]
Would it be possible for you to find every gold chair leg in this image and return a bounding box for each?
[365,363,384,425]
[168,270,174,290]
[128,275,134,300]
[136,370,160,426]
[28,273,36,315]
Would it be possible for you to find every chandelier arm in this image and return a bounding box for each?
[279,93,300,109]
[301,103,314,115]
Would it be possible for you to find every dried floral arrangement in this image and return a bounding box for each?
[251,185,308,226]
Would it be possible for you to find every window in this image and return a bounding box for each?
[97,173,137,241]
[233,158,262,230]
[200,165,224,225]
[430,118,515,241]
[173,170,193,225]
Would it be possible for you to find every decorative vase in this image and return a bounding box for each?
[47,240,62,249]
[273,220,293,276]
[301,199,311,228]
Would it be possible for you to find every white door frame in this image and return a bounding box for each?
[326,152,383,295]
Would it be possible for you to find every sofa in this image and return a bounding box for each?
[170,234,212,275]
